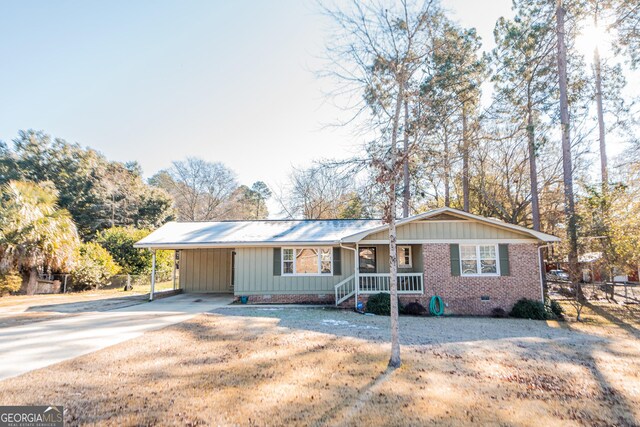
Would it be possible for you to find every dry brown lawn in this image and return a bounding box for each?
[0,281,175,328]
[1,304,639,426]
[0,280,174,310]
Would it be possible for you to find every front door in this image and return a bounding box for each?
[359,247,376,273]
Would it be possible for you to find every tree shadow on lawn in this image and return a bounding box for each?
[208,307,640,425]
[585,302,640,339]
[22,293,148,314]
[21,292,225,316]
[1,310,638,426]
[0,294,150,329]
[0,314,397,426]
[212,306,607,347]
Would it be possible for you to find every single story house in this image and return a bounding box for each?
[134,207,559,315]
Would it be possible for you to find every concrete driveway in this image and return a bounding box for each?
[0,294,233,380]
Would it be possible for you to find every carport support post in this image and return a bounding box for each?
[150,249,156,302]
[172,250,177,290]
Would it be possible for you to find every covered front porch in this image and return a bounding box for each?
[335,243,424,305]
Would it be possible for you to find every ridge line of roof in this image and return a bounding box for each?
[170,218,383,223]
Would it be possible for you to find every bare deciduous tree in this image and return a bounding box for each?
[151,158,238,221]
[277,165,368,219]
[323,0,439,368]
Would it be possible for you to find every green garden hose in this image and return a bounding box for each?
[429,295,444,316]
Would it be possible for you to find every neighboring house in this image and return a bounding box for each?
[134,207,559,315]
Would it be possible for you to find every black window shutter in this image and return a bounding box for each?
[450,244,461,276]
[333,247,341,276]
[273,248,281,276]
[499,244,510,276]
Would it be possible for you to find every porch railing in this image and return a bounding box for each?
[358,273,424,294]
[334,275,356,305]
[334,273,424,306]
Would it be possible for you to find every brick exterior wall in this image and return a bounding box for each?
[237,294,335,305]
[421,243,542,315]
[239,243,542,315]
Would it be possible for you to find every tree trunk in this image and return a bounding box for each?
[444,130,451,207]
[402,99,410,218]
[526,103,541,231]
[26,267,38,295]
[556,1,580,289]
[388,182,401,368]
[462,103,470,212]
[387,78,404,369]
[594,17,608,189]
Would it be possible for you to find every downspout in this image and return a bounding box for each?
[538,244,552,302]
[340,243,358,308]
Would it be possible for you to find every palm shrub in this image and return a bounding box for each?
[0,181,79,294]
[70,242,121,290]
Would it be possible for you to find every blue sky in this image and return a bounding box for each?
[0,0,514,191]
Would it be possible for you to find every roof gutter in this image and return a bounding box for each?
[134,240,344,250]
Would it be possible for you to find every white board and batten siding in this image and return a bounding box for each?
[363,220,534,242]
[234,247,354,295]
[179,248,233,293]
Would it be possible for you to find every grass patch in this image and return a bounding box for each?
[1,306,639,425]
[0,280,176,328]
[0,280,174,307]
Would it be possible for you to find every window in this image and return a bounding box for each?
[283,248,294,274]
[460,245,478,274]
[398,246,412,268]
[320,248,332,274]
[282,248,333,275]
[359,247,376,273]
[479,245,497,274]
[460,245,498,276]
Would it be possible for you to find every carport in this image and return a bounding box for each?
[142,246,235,301]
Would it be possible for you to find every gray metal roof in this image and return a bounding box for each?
[134,207,560,249]
[134,219,383,249]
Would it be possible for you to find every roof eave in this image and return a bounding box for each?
[133,240,344,250]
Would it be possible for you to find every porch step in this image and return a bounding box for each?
[334,275,356,306]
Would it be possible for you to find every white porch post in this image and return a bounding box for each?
[172,250,177,290]
[150,249,156,302]
[355,243,359,309]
